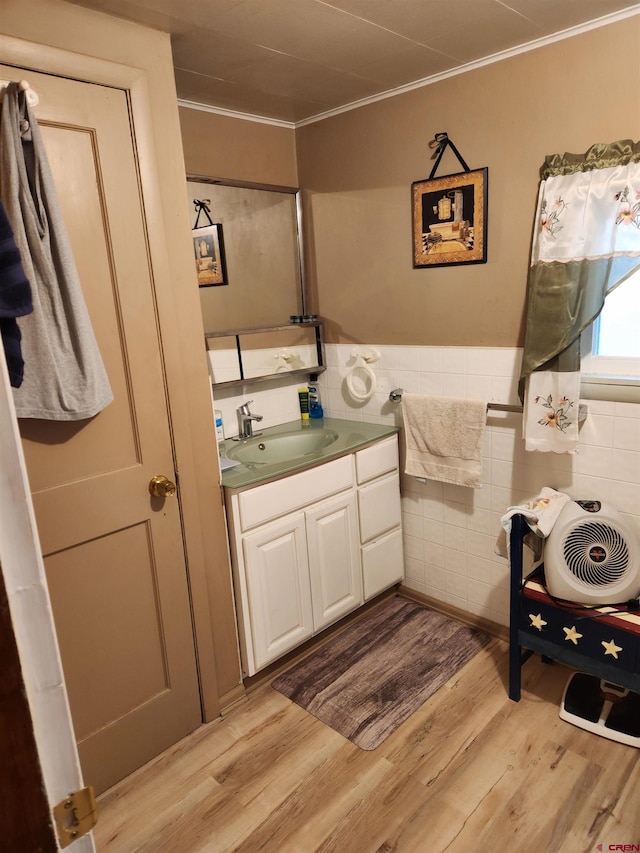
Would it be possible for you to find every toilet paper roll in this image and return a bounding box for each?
[346,355,377,402]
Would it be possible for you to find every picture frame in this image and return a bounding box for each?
[412,168,488,268]
[193,223,228,287]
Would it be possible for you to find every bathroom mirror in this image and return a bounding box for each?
[187,177,304,333]
[189,176,324,387]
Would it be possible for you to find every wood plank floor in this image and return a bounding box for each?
[94,637,640,852]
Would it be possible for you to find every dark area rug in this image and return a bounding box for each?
[272,596,491,750]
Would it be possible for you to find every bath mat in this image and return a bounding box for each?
[272,596,491,750]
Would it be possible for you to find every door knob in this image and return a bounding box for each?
[149,475,176,498]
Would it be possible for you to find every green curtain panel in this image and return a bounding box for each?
[521,139,640,381]
[519,139,640,453]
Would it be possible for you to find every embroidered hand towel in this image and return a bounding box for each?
[495,487,571,561]
[401,394,486,488]
[522,371,580,454]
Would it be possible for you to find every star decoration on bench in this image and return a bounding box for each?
[562,626,583,645]
[601,639,623,659]
[529,613,547,631]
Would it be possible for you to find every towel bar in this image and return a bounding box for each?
[388,388,587,421]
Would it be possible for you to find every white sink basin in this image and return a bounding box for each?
[226,429,339,465]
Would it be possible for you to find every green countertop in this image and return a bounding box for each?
[220,417,399,490]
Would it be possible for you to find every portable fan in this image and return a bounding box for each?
[544,500,640,605]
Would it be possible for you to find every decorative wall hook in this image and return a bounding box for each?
[193,199,214,229]
[427,132,470,179]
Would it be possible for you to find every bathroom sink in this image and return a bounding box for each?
[226,428,339,465]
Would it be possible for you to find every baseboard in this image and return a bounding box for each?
[398,585,508,643]
[218,684,248,717]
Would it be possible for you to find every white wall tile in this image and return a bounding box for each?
[442,348,467,374]
[609,449,640,484]
[445,571,467,600]
[491,348,521,377]
[577,445,613,479]
[420,372,444,396]
[403,534,425,562]
[420,348,443,373]
[444,544,467,573]
[443,374,466,398]
[613,480,640,515]
[424,562,445,590]
[616,401,640,419]
[444,524,467,553]
[466,375,492,401]
[423,518,445,544]
[404,557,425,585]
[466,348,494,376]
[614,417,640,452]
[576,413,614,448]
[403,512,424,539]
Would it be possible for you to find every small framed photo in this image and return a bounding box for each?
[412,168,488,268]
[193,223,228,287]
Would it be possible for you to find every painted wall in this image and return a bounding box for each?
[180,106,298,188]
[295,17,640,348]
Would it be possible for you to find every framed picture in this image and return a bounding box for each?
[412,168,488,268]
[193,223,228,287]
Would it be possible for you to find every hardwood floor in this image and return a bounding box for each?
[94,637,640,852]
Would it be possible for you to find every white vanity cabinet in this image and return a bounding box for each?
[225,434,403,676]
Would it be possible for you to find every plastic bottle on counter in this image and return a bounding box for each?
[215,410,224,443]
[308,385,324,418]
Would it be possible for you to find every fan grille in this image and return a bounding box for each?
[563,521,629,587]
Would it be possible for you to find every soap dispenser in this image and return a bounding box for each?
[308,385,323,419]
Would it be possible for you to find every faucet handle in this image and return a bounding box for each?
[238,400,253,415]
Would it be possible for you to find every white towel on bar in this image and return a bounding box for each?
[401,394,486,488]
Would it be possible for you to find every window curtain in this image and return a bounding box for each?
[520,139,640,453]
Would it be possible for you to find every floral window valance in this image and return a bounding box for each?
[520,139,640,453]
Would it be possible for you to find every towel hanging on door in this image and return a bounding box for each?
[0,81,113,420]
[0,199,32,387]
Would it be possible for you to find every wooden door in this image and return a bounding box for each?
[0,65,202,794]
[306,492,362,630]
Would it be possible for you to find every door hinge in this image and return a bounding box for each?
[53,786,98,848]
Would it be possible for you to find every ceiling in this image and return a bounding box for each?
[66,0,640,125]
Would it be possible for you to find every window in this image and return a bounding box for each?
[582,270,640,382]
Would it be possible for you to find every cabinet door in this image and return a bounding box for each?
[362,528,404,600]
[306,492,363,631]
[243,514,313,671]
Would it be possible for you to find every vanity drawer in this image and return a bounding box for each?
[358,472,401,543]
[355,436,398,484]
[237,454,354,531]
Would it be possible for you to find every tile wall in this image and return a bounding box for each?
[212,343,640,628]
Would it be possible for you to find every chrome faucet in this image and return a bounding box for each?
[235,400,263,439]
